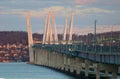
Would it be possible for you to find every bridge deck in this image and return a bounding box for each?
[33,44,120,65]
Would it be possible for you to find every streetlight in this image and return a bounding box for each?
[109,25,113,53]
[94,20,97,61]
[94,20,97,53]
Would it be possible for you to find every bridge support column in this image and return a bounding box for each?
[63,55,66,70]
[85,60,90,77]
[64,55,68,71]
[65,57,70,71]
[50,52,52,67]
[50,52,53,67]
[57,53,60,69]
[48,51,51,67]
[59,54,64,70]
[105,70,109,76]
[54,52,58,68]
[45,51,48,66]
[34,49,37,64]
[43,50,46,66]
[61,54,64,70]
[41,50,44,65]
[39,49,43,65]
[58,54,62,69]
[103,64,118,79]
[52,52,55,68]
[93,64,97,73]
[75,58,82,74]
[95,64,100,79]
[61,54,65,70]
[42,50,45,65]
[36,49,40,64]
[112,72,117,79]
[70,58,75,73]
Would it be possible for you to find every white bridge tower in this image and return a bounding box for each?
[26,12,34,63]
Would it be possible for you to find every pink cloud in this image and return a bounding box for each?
[76,0,97,5]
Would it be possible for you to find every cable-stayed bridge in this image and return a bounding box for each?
[27,11,120,79]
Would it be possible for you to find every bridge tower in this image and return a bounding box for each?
[43,11,58,44]
[45,12,53,44]
[68,12,74,44]
[42,16,47,44]
[26,12,34,63]
[51,12,58,44]
[62,16,68,44]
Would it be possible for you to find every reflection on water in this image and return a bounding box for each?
[0,62,76,79]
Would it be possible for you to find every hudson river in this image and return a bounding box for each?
[0,62,120,79]
[0,62,76,79]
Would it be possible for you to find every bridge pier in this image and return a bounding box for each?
[63,54,67,70]
[101,64,118,79]
[112,72,117,79]
[36,49,41,65]
[51,52,53,67]
[56,53,60,69]
[45,50,48,66]
[52,52,56,68]
[66,57,70,71]
[105,70,109,76]
[64,55,69,71]
[85,60,90,77]
[75,58,82,75]
[55,53,58,68]
[95,64,100,79]
[70,58,75,73]
[48,51,51,67]
[42,50,44,65]
[42,50,45,65]
[58,53,63,69]
[50,52,53,67]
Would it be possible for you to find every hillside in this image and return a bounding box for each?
[0,31,44,45]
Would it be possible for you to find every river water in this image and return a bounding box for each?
[0,62,119,79]
[0,62,76,79]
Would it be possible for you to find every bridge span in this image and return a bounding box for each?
[26,12,120,79]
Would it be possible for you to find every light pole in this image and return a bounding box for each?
[80,36,83,51]
[109,25,113,53]
[94,20,97,61]
[94,20,97,53]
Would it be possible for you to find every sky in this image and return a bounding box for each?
[0,0,120,34]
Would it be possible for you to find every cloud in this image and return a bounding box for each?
[30,6,66,18]
[75,7,114,16]
[81,8,114,14]
[0,6,65,17]
[0,8,26,15]
[75,0,97,5]
[0,5,115,18]
[0,12,25,15]
[30,6,114,18]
